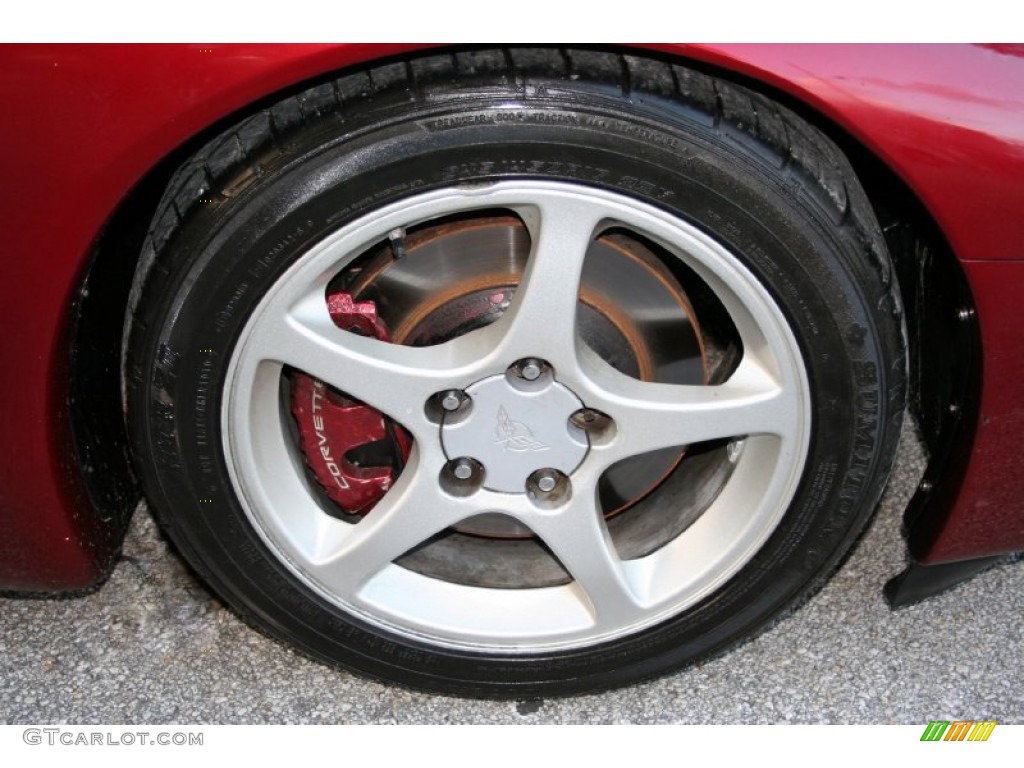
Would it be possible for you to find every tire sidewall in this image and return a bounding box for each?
[131,93,899,695]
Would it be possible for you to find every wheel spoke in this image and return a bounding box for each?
[310,452,470,597]
[491,195,603,361]
[244,294,490,429]
[528,489,645,625]
[581,351,799,467]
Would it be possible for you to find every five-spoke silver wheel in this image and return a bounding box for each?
[222,182,812,651]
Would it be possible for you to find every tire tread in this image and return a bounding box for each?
[125,46,907,698]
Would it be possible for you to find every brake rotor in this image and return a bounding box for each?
[290,213,706,537]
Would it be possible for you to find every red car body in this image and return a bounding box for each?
[0,43,1021,598]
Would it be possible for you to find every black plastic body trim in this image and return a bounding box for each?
[872,193,985,605]
[884,556,1007,608]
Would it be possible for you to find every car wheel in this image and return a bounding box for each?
[126,49,905,696]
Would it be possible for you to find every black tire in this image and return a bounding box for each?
[126,48,905,697]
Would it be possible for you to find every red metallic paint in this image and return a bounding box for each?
[672,44,1024,262]
[0,44,417,589]
[922,259,1024,562]
[0,44,1021,590]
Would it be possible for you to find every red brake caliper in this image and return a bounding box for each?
[290,292,412,516]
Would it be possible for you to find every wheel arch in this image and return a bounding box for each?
[66,44,977,593]
[669,55,982,586]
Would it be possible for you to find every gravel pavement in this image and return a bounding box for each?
[2,425,1022,724]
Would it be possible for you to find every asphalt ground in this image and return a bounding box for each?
[2,423,1022,724]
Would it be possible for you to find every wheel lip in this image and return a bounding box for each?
[220,180,812,653]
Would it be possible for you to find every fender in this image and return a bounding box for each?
[0,43,1020,592]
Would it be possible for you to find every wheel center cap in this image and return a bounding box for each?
[440,371,589,493]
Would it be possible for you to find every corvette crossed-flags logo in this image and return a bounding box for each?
[494,406,550,452]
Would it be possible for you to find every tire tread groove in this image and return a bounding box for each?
[124,46,907,699]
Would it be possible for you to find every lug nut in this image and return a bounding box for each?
[441,457,484,497]
[570,408,597,428]
[527,468,570,507]
[531,468,563,494]
[506,359,551,387]
[520,359,543,381]
[569,408,614,438]
[440,390,465,412]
